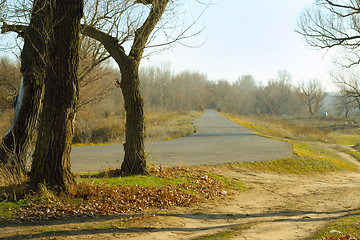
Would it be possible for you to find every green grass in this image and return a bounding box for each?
[292,141,358,171]
[207,173,245,191]
[342,149,360,160]
[76,168,245,195]
[312,214,360,239]
[195,231,236,240]
[231,140,358,174]
[0,200,27,218]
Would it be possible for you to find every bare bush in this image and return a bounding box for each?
[0,57,21,111]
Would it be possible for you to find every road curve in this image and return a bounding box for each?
[70,110,294,172]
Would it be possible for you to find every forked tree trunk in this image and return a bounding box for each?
[81,0,169,175]
[30,0,83,191]
[120,59,146,174]
[0,0,46,169]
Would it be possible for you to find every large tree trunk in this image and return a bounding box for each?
[120,59,146,175]
[0,0,46,170]
[30,0,83,191]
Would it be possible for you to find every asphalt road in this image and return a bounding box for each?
[70,110,294,172]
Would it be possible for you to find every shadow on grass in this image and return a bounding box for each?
[76,169,124,179]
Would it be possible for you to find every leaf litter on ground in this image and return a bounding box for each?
[1,166,239,223]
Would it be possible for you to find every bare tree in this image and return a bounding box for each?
[254,70,293,116]
[169,70,209,111]
[81,0,171,174]
[81,0,205,174]
[336,93,356,117]
[331,69,360,110]
[78,60,116,110]
[300,79,326,116]
[297,0,360,67]
[233,75,257,114]
[0,57,21,110]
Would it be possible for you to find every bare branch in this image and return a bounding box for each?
[297,0,360,66]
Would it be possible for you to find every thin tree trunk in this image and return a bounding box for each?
[81,0,169,175]
[120,59,146,174]
[30,0,83,191]
[0,0,46,169]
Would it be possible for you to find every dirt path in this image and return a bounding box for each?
[2,164,360,240]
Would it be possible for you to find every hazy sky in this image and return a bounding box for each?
[140,0,337,89]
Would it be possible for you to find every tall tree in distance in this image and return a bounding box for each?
[300,79,326,116]
[30,0,83,191]
[254,70,293,116]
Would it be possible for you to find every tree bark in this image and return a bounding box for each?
[119,59,146,174]
[30,0,83,191]
[0,0,46,170]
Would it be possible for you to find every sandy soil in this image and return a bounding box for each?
[2,157,360,240]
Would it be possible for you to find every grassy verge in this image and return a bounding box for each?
[0,166,244,223]
[221,113,359,174]
[312,214,360,239]
[222,113,329,142]
[340,148,360,161]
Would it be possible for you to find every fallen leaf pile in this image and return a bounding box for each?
[5,166,233,222]
[150,166,230,198]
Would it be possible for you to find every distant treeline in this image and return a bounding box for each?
[139,67,340,117]
[1,56,358,120]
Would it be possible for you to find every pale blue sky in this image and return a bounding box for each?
[0,1,337,89]
[141,0,336,89]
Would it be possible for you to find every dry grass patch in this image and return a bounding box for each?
[73,110,200,145]
[0,164,28,201]
[222,113,360,146]
[221,113,359,174]
[145,110,200,142]
[223,113,329,142]
[0,110,13,137]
